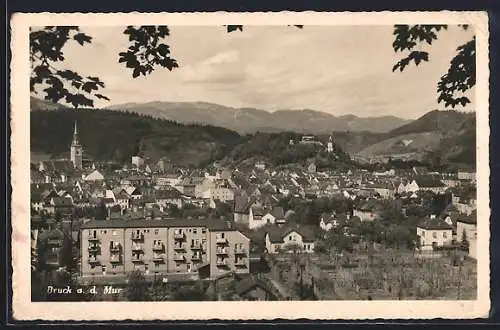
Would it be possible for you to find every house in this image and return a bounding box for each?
[370,183,395,199]
[248,206,266,230]
[233,194,258,226]
[265,225,316,254]
[235,276,281,301]
[307,163,317,173]
[456,211,477,250]
[46,196,74,216]
[38,228,65,269]
[353,200,382,222]
[319,212,339,231]
[255,161,266,170]
[124,186,142,200]
[155,188,184,209]
[154,173,182,187]
[113,188,131,209]
[83,169,105,182]
[79,218,250,280]
[457,169,476,182]
[416,218,453,250]
[131,155,145,168]
[408,177,446,194]
[203,186,235,203]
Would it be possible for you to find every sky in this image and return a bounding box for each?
[50,25,474,119]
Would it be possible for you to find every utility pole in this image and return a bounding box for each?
[457,259,462,300]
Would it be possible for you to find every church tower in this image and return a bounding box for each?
[327,135,334,153]
[70,121,83,169]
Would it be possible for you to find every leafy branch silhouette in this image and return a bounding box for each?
[30,24,474,109]
[392,24,474,108]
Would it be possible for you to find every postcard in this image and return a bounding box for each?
[10,11,490,320]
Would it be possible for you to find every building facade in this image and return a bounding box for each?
[79,218,250,280]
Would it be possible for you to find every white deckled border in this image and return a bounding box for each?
[10,11,490,321]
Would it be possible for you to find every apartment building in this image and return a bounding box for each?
[79,218,250,280]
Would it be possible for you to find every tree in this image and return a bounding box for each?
[392,24,475,108]
[126,270,150,301]
[59,233,77,273]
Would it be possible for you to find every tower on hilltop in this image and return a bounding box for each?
[70,120,83,169]
[327,136,334,153]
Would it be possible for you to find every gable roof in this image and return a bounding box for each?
[417,218,453,230]
[266,224,316,243]
[414,177,445,188]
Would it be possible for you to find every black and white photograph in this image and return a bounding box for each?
[10,11,490,320]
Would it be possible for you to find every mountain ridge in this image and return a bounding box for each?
[105,101,411,134]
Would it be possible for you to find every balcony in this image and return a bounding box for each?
[110,255,122,264]
[173,232,185,240]
[216,237,228,244]
[131,233,144,241]
[152,254,164,262]
[216,259,228,267]
[216,248,228,255]
[190,244,203,251]
[88,245,100,253]
[173,244,185,251]
[234,247,247,255]
[131,255,144,263]
[131,245,144,252]
[173,254,186,262]
[191,254,202,262]
[88,256,101,265]
[152,244,165,252]
[110,245,121,253]
[235,259,247,267]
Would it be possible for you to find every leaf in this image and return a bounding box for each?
[73,33,92,46]
[227,25,243,33]
[95,93,110,101]
[82,81,98,93]
[34,65,52,78]
[132,67,141,78]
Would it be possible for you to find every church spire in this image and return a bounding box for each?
[72,120,80,146]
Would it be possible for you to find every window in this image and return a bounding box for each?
[154,229,159,235]
[289,236,292,241]
[432,232,437,239]
[202,228,206,234]
[112,230,117,236]
[221,233,225,238]
[443,232,448,238]
[112,264,117,269]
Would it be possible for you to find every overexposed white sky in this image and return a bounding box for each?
[51,25,475,119]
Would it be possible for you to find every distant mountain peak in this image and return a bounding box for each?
[103,100,409,134]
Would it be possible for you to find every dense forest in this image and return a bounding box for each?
[30,106,475,170]
[30,109,244,167]
[31,109,354,169]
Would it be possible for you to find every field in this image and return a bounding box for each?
[264,247,477,300]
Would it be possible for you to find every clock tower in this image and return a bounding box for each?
[70,121,83,169]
